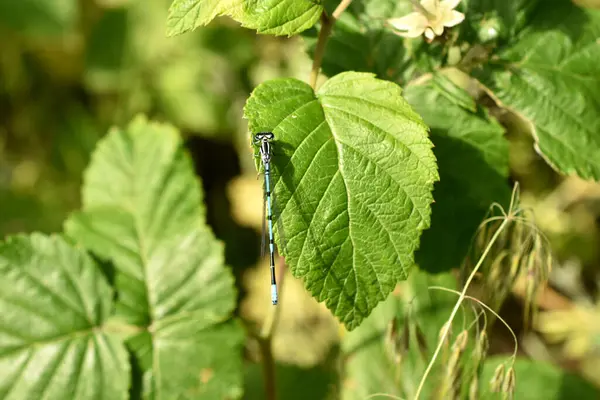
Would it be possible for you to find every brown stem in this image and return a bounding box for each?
[309,0,354,89]
[258,258,287,400]
[258,338,277,400]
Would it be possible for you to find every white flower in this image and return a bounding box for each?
[387,0,465,41]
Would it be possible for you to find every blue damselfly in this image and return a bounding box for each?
[254,132,278,305]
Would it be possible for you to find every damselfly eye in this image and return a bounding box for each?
[255,132,274,142]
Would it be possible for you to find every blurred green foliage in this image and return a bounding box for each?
[0,0,278,237]
[2,0,600,399]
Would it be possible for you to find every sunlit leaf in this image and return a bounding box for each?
[0,234,130,400]
[65,115,243,399]
[244,72,438,330]
[479,0,600,180]
[166,0,322,37]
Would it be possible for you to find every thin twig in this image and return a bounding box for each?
[332,0,353,19]
[413,217,512,400]
[428,286,519,360]
[258,257,287,400]
[364,393,406,400]
[309,0,354,89]
[258,338,277,400]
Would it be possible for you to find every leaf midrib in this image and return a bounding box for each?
[0,327,99,360]
[1,264,93,325]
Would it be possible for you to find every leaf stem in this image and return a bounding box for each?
[413,216,511,400]
[258,338,277,400]
[309,0,354,89]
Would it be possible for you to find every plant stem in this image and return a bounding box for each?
[258,258,287,400]
[309,0,354,89]
[413,217,511,400]
[332,0,354,20]
[258,338,277,400]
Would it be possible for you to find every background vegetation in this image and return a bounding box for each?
[1,0,600,399]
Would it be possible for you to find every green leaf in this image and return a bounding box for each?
[479,0,600,180]
[65,115,243,399]
[0,234,130,400]
[0,0,77,36]
[481,357,600,399]
[404,77,510,273]
[429,72,477,112]
[166,0,322,37]
[244,72,438,330]
[342,270,468,400]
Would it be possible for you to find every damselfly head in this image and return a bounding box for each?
[254,132,274,144]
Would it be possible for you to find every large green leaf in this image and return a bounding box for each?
[244,72,438,330]
[481,357,600,399]
[480,0,600,180]
[65,116,243,399]
[166,0,322,37]
[0,234,130,400]
[404,75,510,273]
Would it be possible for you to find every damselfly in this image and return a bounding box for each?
[254,132,278,305]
